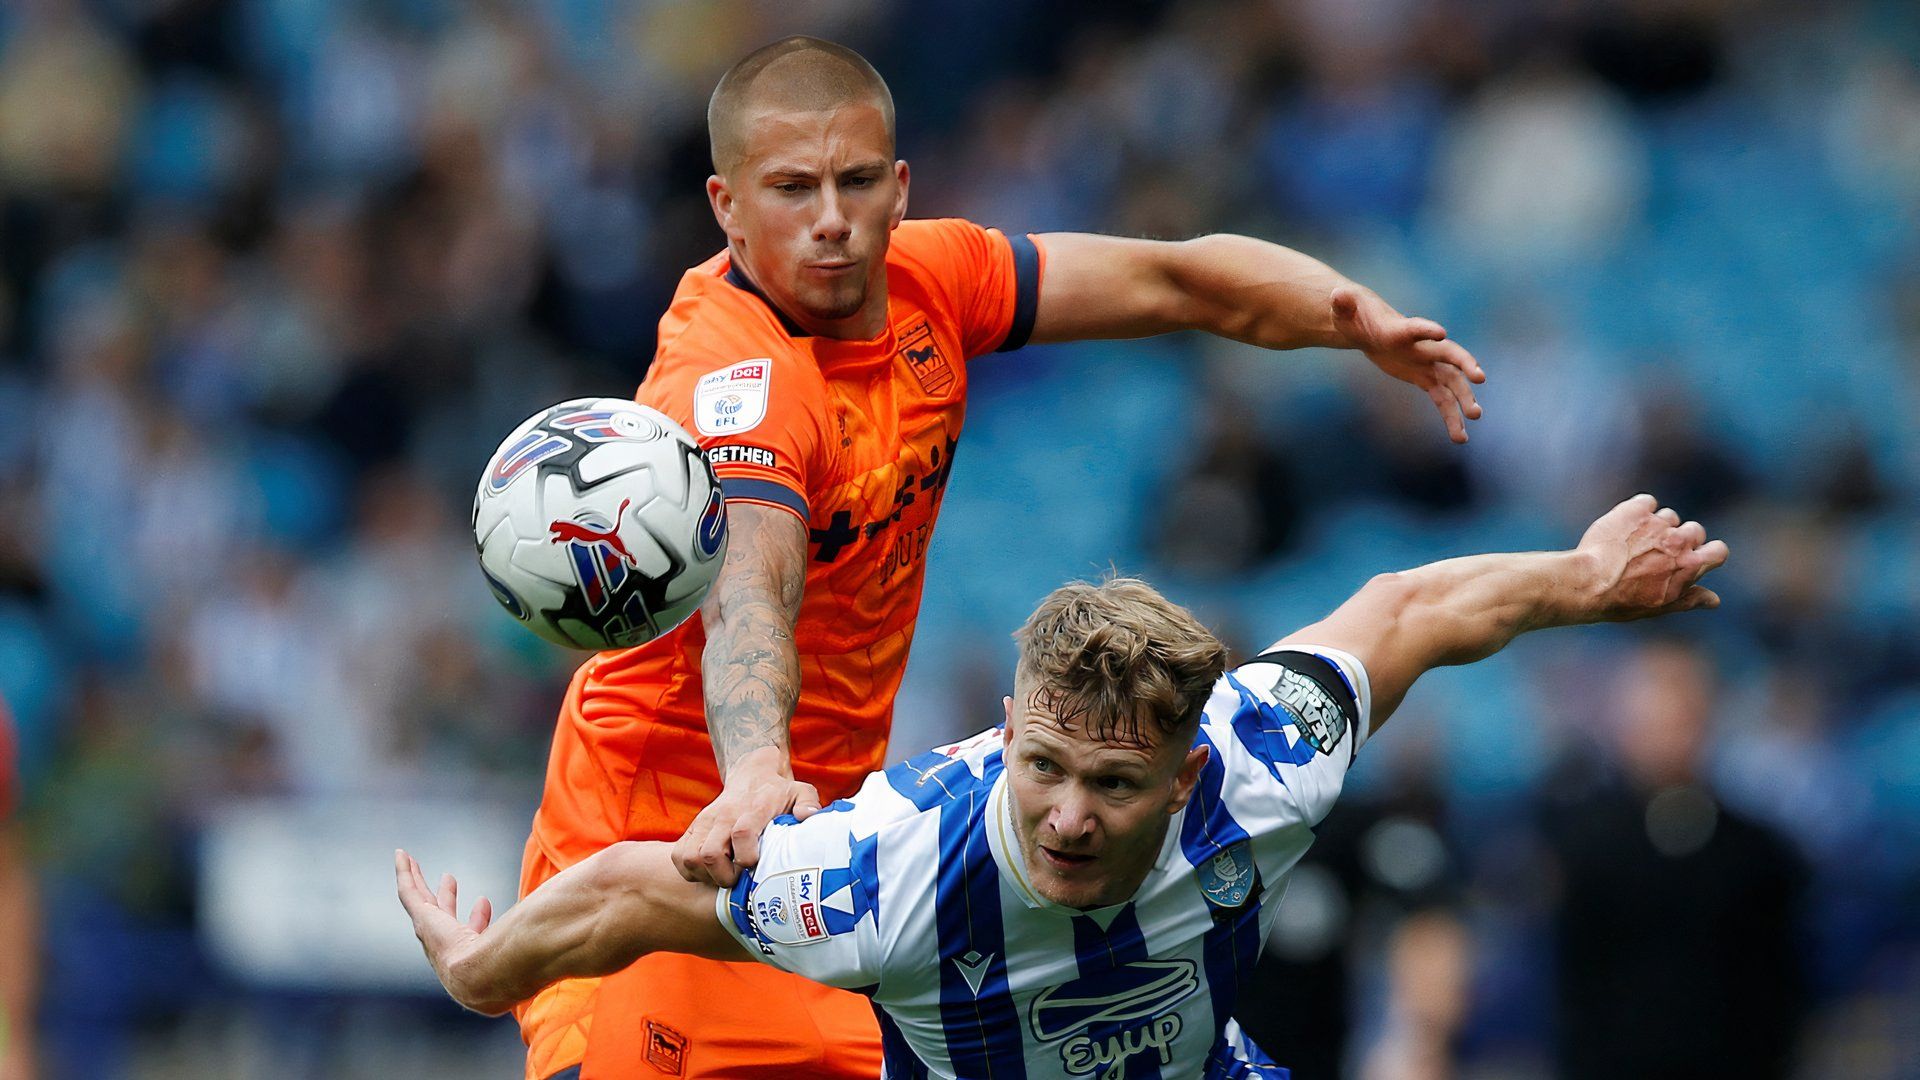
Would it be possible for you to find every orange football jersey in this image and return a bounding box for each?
[521,216,1043,884]
[514,218,1042,1080]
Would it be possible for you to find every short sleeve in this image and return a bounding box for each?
[903,218,1044,358]
[1203,645,1372,830]
[717,814,882,990]
[639,355,824,523]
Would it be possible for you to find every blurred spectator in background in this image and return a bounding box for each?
[1360,909,1472,1080]
[1154,389,1305,574]
[0,699,37,1080]
[1624,382,1749,522]
[1540,640,1809,1080]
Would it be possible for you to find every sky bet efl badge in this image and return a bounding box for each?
[749,866,830,947]
[695,359,771,436]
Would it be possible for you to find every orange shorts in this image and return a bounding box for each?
[516,953,883,1079]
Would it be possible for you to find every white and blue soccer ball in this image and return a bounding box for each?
[473,398,727,650]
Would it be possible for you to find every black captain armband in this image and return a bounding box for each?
[1245,649,1361,764]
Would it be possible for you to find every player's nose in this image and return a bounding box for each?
[812,185,852,244]
[1047,795,1097,844]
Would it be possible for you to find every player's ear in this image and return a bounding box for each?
[707,175,740,240]
[1166,743,1210,814]
[888,160,909,230]
[1002,695,1015,736]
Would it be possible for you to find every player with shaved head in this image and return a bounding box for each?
[515,35,1488,1079]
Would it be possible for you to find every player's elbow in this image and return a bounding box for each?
[1162,235,1250,337]
[579,842,654,923]
[1357,570,1425,624]
[1349,569,1445,661]
[578,841,672,968]
[584,840,650,884]
[1371,566,1511,667]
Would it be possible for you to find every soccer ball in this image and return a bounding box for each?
[473,398,728,650]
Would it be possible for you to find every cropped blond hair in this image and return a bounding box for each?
[708,37,895,175]
[1013,577,1228,746]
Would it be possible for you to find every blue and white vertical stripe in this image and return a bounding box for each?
[717,647,1369,1079]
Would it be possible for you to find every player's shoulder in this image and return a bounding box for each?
[889,216,983,245]
[771,727,1002,849]
[1221,645,1366,714]
[747,730,1002,940]
[886,217,1007,276]
[652,257,813,380]
[643,264,824,415]
[1205,645,1372,765]
[860,726,1005,821]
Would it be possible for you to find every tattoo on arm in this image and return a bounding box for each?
[699,503,808,775]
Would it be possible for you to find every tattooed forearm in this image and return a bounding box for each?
[699,503,808,775]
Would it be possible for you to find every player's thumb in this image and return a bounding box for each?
[1683,585,1722,611]
[1652,584,1719,617]
[792,782,823,820]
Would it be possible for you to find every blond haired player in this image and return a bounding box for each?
[415,496,1722,1077]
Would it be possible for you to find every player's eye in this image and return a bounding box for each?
[1098,776,1137,793]
[775,182,807,194]
[844,175,874,188]
[1030,757,1057,775]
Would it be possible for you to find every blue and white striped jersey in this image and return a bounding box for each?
[717,645,1373,1079]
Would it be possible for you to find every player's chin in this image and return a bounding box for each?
[1035,875,1113,909]
[797,280,868,322]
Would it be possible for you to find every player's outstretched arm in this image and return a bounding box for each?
[1029,232,1486,442]
[1281,494,1728,732]
[395,844,748,1016]
[676,502,820,887]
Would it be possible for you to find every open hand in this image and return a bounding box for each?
[394,849,506,1013]
[1333,287,1486,444]
[672,747,821,886]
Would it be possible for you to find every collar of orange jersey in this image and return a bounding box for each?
[723,259,811,338]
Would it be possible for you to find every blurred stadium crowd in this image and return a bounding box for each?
[0,0,1916,1076]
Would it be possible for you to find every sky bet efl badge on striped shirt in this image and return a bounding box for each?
[749,866,830,947]
[694,359,771,436]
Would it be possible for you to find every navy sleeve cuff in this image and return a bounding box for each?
[996,233,1041,353]
[720,476,809,520]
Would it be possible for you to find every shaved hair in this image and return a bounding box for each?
[708,36,896,176]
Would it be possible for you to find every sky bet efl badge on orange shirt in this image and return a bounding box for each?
[694,359,771,436]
